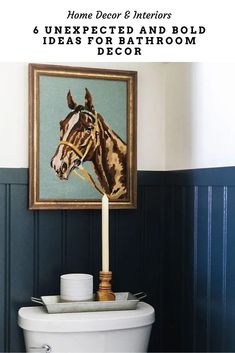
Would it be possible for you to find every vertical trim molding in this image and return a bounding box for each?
[206,186,212,350]
[4,184,11,352]
[222,186,228,350]
[33,211,39,297]
[61,210,67,273]
[193,186,198,351]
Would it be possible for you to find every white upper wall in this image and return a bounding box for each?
[165,62,235,170]
[0,62,165,170]
[0,63,28,168]
[1,62,235,170]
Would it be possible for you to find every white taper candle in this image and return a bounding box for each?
[102,194,109,272]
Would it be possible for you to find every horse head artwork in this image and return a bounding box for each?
[51,88,127,200]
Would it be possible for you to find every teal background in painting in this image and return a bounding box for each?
[39,75,127,200]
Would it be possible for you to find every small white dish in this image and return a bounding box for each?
[60,273,93,302]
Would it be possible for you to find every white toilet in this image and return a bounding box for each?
[18,302,155,352]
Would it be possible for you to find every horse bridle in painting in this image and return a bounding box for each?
[59,109,104,195]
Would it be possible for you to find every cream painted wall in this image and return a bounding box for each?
[1,62,235,171]
[165,62,235,170]
[0,63,28,168]
[0,62,165,170]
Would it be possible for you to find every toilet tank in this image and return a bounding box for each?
[18,302,155,353]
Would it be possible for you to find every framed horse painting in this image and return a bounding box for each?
[29,63,137,209]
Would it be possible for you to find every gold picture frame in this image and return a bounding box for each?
[29,63,137,209]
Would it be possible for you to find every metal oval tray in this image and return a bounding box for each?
[31,292,146,314]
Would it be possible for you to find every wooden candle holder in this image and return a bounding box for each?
[96,271,115,301]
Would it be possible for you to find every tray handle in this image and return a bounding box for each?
[31,297,43,305]
[133,292,147,301]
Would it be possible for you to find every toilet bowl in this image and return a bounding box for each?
[18,302,155,353]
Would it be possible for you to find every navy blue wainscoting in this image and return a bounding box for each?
[161,168,235,352]
[0,168,235,352]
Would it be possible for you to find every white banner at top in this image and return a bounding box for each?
[0,0,234,62]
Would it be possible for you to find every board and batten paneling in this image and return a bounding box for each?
[1,168,235,352]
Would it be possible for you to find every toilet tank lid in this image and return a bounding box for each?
[18,302,155,333]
